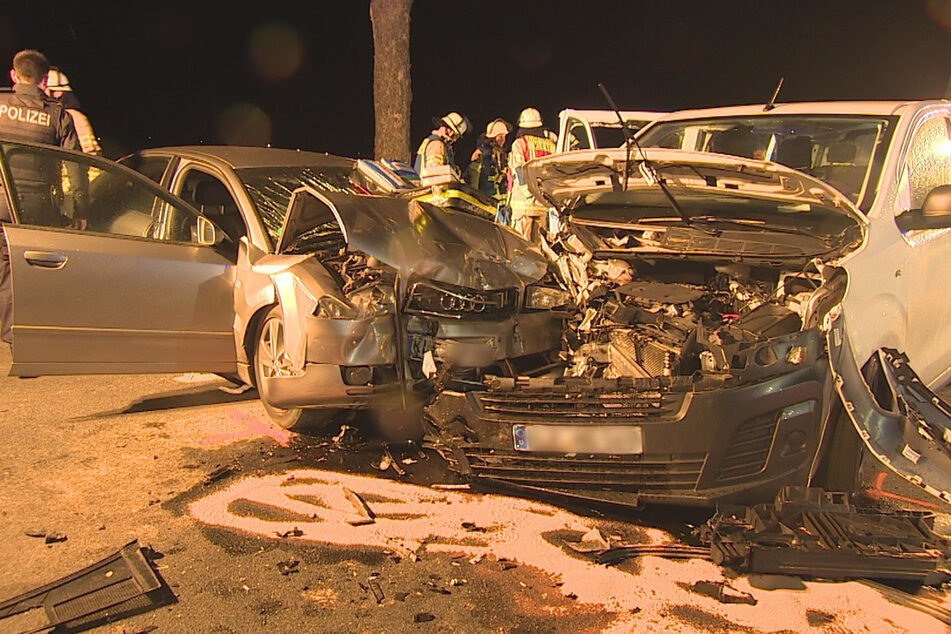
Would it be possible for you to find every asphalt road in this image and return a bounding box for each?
[0,344,949,634]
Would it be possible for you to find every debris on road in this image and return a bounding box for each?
[499,558,517,571]
[746,574,806,591]
[203,464,237,486]
[595,544,711,565]
[277,560,300,576]
[0,540,174,632]
[368,580,385,604]
[461,521,487,533]
[700,487,951,582]
[219,382,253,395]
[24,529,67,544]
[276,527,303,539]
[686,580,758,606]
[861,579,951,626]
[374,445,407,476]
[414,612,436,623]
[332,425,358,449]
[343,486,377,526]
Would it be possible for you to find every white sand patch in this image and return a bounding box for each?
[189,469,947,632]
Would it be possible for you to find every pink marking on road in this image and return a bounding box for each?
[201,411,292,447]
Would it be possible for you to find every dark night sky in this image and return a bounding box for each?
[2,0,951,161]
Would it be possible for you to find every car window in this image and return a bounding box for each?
[901,114,951,211]
[118,154,170,185]
[1,142,206,244]
[178,168,246,240]
[565,118,591,151]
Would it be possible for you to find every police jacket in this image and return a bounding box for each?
[0,83,79,149]
[0,83,80,221]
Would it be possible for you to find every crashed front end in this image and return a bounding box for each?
[424,149,867,507]
[248,188,562,411]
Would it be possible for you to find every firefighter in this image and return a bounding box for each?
[414,112,469,183]
[46,67,101,155]
[465,118,512,200]
[506,107,556,241]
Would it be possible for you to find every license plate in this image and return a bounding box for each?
[512,424,643,455]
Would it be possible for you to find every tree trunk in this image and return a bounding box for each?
[370,0,413,161]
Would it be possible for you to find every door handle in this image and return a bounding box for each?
[23,250,68,269]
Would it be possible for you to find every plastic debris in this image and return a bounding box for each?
[687,581,757,606]
[277,560,300,576]
[276,527,303,539]
[414,612,436,623]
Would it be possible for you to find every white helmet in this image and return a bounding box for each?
[485,118,512,138]
[46,67,72,92]
[438,112,469,138]
[517,107,543,129]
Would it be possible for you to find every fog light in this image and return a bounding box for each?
[343,366,373,386]
[786,345,806,365]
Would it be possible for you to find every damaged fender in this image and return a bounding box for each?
[826,311,951,504]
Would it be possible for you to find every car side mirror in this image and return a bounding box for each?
[896,184,951,231]
[196,215,219,246]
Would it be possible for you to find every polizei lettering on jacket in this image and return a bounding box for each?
[0,105,51,127]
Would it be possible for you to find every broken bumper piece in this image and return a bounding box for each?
[423,359,833,508]
[700,486,951,583]
[0,540,174,633]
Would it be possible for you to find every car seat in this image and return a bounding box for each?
[192,179,246,241]
[775,136,813,171]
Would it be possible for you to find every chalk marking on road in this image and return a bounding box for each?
[200,411,292,447]
[188,469,939,633]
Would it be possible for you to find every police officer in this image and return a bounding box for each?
[414,112,469,184]
[0,49,80,345]
[506,107,556,241]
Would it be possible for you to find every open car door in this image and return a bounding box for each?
[827,312,951,505]
[0,140,237,376]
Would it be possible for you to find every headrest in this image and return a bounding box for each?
[776,136,813,170]
[193,180,232,207]
[828,140,856,164]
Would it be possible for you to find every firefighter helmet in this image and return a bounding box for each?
[517,107,543,129]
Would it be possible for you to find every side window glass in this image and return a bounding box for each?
[903,115,951,210]
[118,155,170,184]
[178,169,246,241]
[3,143,204,243]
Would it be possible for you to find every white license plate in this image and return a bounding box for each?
[512,424,644,454]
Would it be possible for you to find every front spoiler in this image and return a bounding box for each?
[826,313,951,505]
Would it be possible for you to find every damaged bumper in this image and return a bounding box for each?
[424,342,834,508]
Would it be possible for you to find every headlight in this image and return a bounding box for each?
[317,284,395,320]
[317,296,358,319]
[525,285,571,310]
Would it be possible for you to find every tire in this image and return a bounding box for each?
[814,404,862,492]
[253,305,336,431]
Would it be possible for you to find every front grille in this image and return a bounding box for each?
[464,447,706,490]
[716,412,779,481]
[405,281,518,320]
[474,389,682,424]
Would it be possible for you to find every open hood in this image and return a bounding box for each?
[278,187,548,290]
[525,148,865,223]
[525,148,867,262]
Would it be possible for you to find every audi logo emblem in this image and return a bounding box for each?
[439,293,488,313]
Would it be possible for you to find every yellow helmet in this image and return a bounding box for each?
[517,107,543,129]
[485,118,512,138]
[438,112,469,138]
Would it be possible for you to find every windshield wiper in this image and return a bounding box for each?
[685,215,830,241]
[597,83,705,233]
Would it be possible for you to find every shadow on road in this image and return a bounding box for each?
[73,384,260,420]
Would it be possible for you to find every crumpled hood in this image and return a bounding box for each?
[524,147,868,228]
[281,188,548,290]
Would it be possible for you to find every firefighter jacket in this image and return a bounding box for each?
[466,134,508,199]
[414,133,456,174]
[507,129,555,218]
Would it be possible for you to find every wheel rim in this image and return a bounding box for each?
[258,316,293,410]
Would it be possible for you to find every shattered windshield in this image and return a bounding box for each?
[237,166,361,244]
[637,115,897,212]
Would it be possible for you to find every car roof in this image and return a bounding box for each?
[139,145,355,170]
[650,100,944,121]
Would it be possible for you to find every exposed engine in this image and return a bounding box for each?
[551,231,842,383]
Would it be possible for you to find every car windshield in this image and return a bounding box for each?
[237,166,361,243]
[637,114,898,212]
